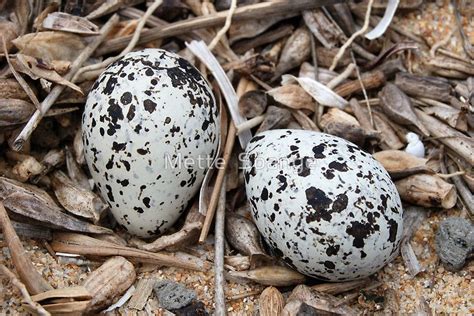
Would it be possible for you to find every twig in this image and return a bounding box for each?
[214,176,226,316]
[446,162,474,217]
[326,63,355,89]
[436,171,466,179]
[351,52,373,128]
[430,28,456,57]
[0,264,51,316]
[2,39,41,109]
[0,202,53,295]
[236,115,265,135]
[96,0,340,56]
[74,0,163,79]
[226,289,263,301]
[208,0,237,50]
[12,14,120,151]
[330,0,374,71]
[199,120,236,242]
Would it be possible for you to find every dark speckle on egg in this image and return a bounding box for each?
[244,129,403,281]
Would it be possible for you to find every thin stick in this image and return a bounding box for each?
[74,0,163,79]
[0,202,53,295]
[430,28,456,57]
[236,115,265,135]
[214,176,226,316]
[329,0,374,71]
[199,121,236,242]
[446,162,474,217]
[96,0,340,56]
[436,171,466,179]
[0,264,51,316]
[12,14,120,151]
[2,39,41,109]
[351,52,374,128]
[326,63,355,89]
[208,0,237,50]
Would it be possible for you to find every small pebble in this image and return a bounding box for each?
[435,217,474,271]
[154,280,197,310]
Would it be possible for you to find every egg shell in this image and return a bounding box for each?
[243,129,403,281]
[82,49,219,237]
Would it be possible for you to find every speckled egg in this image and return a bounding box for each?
[82,49,219,238]
[243,129,403,281]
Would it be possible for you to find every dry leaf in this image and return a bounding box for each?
[42,12,99,35]
[282,75,348,108]
[12,54,83,93]
[12,31,86,62]
[373,150,433,179]
[268,84,315,112]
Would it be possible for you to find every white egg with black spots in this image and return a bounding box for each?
[82,49,219,238]
[243,130,403,281]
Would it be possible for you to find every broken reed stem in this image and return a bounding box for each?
[208,0,237,50]
[12,14,120,151]
[96,0,340,56]
[214,176,226,316]
[0,264,51,316]
[2,39,41,109]
[199,121,236,242]
[326,63,355,89]
[236,115,265,135]
[330,0,374,71]
[0,202,53,295]
[74,1,163,79]
[436,171,465,179]
[430,28,456,57]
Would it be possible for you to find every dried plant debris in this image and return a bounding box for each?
[0,0,473,314]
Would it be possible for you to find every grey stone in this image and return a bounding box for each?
[154,280,197,310]
[435,217,474,271]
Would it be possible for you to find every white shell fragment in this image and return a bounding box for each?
[82,49,220,237]
[243,130,403,281]
[405,132,425,158]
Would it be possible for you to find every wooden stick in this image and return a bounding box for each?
[199,121,236,242]
[0,202,53,295]
[0,264,51,316]
[447,162,474,217]
[326,63,355,89]
[96,0,341,56]
[12,14,120,151]
[214,176,227,316]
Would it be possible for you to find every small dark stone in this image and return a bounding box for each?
[296,302,319,316]
[173,300,208,316]
[435,217,474,271]
[154,280,197,310]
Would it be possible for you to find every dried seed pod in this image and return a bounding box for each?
[0,79,33,101]
[42,12,99,35]
[31,148,65,183]
[239,90,268,118]
[83,256,136,313]
[256,106,292,133]
[379,83,429,136]
[372,112,404,150]
[373,150,433,179]
[316,47,351,68]
[224,256,251,271]
[268,84,315,112]
[395,72,452,102]
[303,9,341,48]
[51,170,106,223]
[225,212,271,267]
[73,127,85,165]
[395,174,457,209]
[227,265,306,286]
[65,147,90,190]
[7,152,45,183]
[273,27,311,79]
[287,284,356,315]
[229,14,294,44]
[320,108,379,146]
[0,99,35,128]
[0,20,19,52]
[259,286,285,316]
